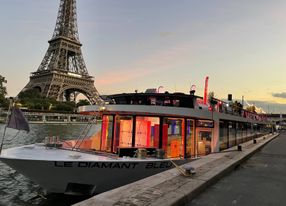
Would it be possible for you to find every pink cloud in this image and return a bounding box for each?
[97,43,193,86]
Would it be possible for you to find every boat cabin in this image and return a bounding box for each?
[77,92,271,159]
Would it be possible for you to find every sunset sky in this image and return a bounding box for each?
[0,0,286,112]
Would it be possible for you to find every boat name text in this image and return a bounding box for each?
[54,161,173,169]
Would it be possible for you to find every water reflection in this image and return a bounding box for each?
[0,123,100,206]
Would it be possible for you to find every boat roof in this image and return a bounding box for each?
[106,92,199,108]
[78,91,269,124]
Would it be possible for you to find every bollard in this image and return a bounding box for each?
[237,145,242,151]
[253,139,257,144]
[183,165,196,175]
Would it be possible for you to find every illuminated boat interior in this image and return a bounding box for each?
[64,91,270,159]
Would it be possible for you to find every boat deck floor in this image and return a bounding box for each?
[0,144,171,162]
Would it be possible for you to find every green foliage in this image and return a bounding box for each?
[208,91,214,100]
[0,75,8,108]
[232,101,243,114]
[53,101,76,112]
[18,89,55,110]
[18,89,42,100]
[76,99,90,107]
[18,89,78,112]
[0,75,7,97]
[210,99,217,105]
[246,105,256,113]
[208,91,217,106]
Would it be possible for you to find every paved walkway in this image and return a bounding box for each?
[188,131,286,206]
[74,133,279,206]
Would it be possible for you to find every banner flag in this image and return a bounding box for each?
[7,107,30,133]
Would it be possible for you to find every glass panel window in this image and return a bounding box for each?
[228,121,236,147]
[249,124,253,135]
[135,116,160,148]
[197,130,212,156]
[242,122,247,142]
[253,124,258,135]
[162,118,184,158]
[246,123,252,141]
[236,122,243,144]
[219,121,228,150]
[100,115,113,152]
[113,116,133,152]
[186,119,195,158]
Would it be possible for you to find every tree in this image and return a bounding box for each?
[18,89,58,111]
[76,99,90,107]
[208,91,215,101]
[246,105,256,113]
[0,75,8,108]
[18,88,82,112]
[0,75,7,97]
[208,91,217,109]
[18,89,41,100]
[53,101,76,112]
[232,101,243,115]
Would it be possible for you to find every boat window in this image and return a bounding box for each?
[236,122,244,144]
[197,129,212,156]
[162,117,184,158]
[247,123,254,136]
[253,123,258,134]
[228,121,236,147]
[172,99,180,107]
[186,119,195,158]
[113,116,133,151]
[245,123,253,141]
[100,115,113,152]
[219,121,228,151]
[135,116,160,148]
[242,122,248,139]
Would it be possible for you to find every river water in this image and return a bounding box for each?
[0,123,101,206]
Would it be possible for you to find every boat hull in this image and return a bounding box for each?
[0,156,181,195]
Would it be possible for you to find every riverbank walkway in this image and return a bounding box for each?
[188,130,286,205]
[74,132,279,206]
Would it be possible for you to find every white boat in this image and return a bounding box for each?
[0,91,271,195]
[0,143,184,195]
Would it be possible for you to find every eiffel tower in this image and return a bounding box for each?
[21,0,103,105]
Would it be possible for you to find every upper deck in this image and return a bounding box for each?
[78,92,268,124]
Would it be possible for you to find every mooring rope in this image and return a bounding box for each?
[169,159,193,177]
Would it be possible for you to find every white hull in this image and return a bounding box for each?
[0,144,184,195]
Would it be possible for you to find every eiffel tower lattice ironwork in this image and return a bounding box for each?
[21,0,103,105]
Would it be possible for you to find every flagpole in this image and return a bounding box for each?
[0,98,13,155]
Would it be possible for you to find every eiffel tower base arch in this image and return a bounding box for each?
[22,71,102,105]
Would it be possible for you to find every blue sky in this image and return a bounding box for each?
[0,0,286,113]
